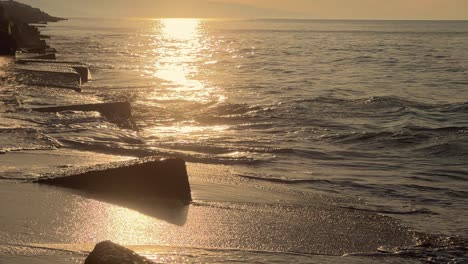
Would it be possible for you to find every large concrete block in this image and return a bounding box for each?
[34,156,192,204]
[16,59,90,83]
[32,101,132,118]
[15,64,81,91]
[15,52,56,60]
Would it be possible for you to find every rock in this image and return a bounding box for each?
[34,156,192,204]
[1,1,65,55]
[11,23,48,53]
[0,31,16,55]
[0,7,17,55]
[85,241,155,264]
[33,101,132,119]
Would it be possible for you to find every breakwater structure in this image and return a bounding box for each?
[1,1,192,201]
[34,157,193,205]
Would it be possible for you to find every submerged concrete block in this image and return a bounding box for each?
[16,59,90,83]
[85,241,155,264]
[16,64,81,90]
[34,156,192,204]
[15,52,56,60]
[71,65,89,83]
[33,101,132,118]
[17,59,80,64]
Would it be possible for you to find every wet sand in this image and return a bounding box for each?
[0,149,431,263]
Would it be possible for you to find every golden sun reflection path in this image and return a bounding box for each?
[141,18,230,144]
[147,18,225,103]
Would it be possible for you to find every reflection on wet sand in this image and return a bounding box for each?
[65,187,190,226]
[0,180,432,256]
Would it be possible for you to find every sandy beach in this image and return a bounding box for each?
[0,159,432,264]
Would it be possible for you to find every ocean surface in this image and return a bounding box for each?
[1,19,468,263]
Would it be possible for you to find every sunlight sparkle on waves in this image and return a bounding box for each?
[145,18,229,140]
[149,18,226,103]
[151,18,206,97]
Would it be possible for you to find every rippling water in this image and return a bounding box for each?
[2,18,468,262]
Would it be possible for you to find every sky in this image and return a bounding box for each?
[16,0,468,20]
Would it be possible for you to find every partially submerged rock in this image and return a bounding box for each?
[33,101,132,119]
[34,156,192,204]
[85,241,155,264]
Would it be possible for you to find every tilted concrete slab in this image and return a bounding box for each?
[17,59,81,65]
[33,156,192,204]
[32,101,132,118]
[17,59,90,83]
[16,52,56,60]
[15,64,81,91]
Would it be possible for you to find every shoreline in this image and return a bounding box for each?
[1,4,467,263]
[1,148,465,263]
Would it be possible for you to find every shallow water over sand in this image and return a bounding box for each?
[1,19,468,263]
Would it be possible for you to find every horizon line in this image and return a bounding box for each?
[61,16,468,22]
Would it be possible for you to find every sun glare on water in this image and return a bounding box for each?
[150,18,210,100]
[161,18,201,40]
[144,18,229,143]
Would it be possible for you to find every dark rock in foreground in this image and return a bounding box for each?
[33,101,132,119]
[34,156,192,204]
[85,241,155,264]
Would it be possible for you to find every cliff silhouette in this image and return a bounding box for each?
[0,0,64,23]
[0,0,64,55]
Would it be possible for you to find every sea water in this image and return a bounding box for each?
[1,19,467,263]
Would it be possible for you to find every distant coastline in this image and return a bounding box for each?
[0,0,65,23]
[0,0,65,55]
